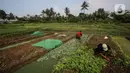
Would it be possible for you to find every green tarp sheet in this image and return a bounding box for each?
[32,39,63,50]
[31,31,44,36]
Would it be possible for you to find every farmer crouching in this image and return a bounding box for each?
[76,31,82,40]
[94,43,111,62]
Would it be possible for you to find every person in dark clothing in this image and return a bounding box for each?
[76,31,82,40]
[94,43,110,54]
[94,43,111,62]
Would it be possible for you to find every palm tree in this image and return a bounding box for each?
[81,1,89,14]
[65,7,70,17]
[50,7,54,17]
[46,8,51,18]
[42,10,47,18]
[57,13,60,17]
[56,13,61,22]
[0,9,7,19]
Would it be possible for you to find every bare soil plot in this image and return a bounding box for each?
[0,32,53,48]
[0,33,74,73]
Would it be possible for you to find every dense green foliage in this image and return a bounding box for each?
[0,9,7,19]
[1,1,130,23]
[0,10,16,20]
[53,46,107,73]
[93,8,109,20]
[16,8,130,23]
[111,12,130,23]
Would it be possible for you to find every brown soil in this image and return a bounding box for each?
[102,63,130,73]
[0,33,74,73]
[62,70,75,73]
[87,35,130,73]
[125,36,130,41]
[87,35,110,48]
[0,33,53,48]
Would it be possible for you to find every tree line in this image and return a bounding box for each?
[0,10,16,20]
[0,1,130,23]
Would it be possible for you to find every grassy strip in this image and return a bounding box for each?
[0,23,130,36]
[0,29,38,38]
[53,46,107,73]
[112,36,130,58]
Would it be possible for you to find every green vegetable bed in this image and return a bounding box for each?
[53,47,107,73]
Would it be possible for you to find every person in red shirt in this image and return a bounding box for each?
[76,31,82,40]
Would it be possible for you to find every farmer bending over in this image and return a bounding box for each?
[76,31,82,40]
[94,43,111,62]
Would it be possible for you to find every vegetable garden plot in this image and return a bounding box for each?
[53,48,107,73]
[37,35,89,62]
[0,32,52,48]
[0,33,74,73]
[0,34,57,73]
[87,35,130,73]
[14,35,89,73]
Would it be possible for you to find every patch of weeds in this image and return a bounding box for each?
[112,57,130,67]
